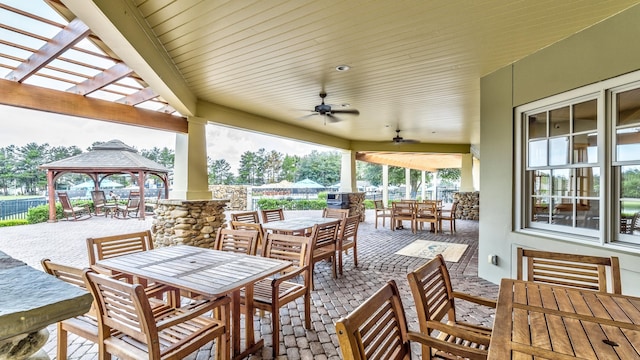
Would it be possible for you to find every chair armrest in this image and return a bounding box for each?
[425,320,491,345]
[156,295,230,330]
[452,291,497,308]
[407,330,489,360]
[272,266,307,287]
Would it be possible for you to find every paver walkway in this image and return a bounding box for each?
[0,210,498,359]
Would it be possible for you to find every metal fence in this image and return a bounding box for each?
[0,197,48,220]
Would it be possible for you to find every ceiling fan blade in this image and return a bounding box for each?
[297,113,318,120]
[332,109,360,115]
[326,114,343,123]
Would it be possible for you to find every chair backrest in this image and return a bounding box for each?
[263,232,312,269]
[91,190,106,207]
[231,211,260,224]
[230,221,265,251]
[261,208,285,223]
[406,254,457,328]
[214,228,259,255]
[416,201,438,218]
[41,258,86,289]
[374,199,387,211]
[86,230,153,266]
[82,270,161,356]
[322,208,349,219]
[516,247,621,294]
[392,201,415,216]
[311,219,342,249]
[340,215,360,245]
[58,191,73,210]
[336,280,411,360]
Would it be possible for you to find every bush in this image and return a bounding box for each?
[0,219,29,227]
[27,203,62,223]
[257,198,327,210]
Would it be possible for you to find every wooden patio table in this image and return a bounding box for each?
[262,216,338,235]
[488,278,640,359]
[95,245,290,360]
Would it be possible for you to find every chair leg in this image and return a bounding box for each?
[57,323,67,360]
[271,303,280,358]
[353,245,358,268]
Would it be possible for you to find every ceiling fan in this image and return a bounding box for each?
[392,129,419,144]
[299,92,360,123]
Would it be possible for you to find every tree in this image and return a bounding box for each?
[280,155,300,182]
[0,146,17,195]
[208,158,235,185]
[360,162,382,186]
[263,150,283,184]
[296,151,341,186]
[237,150,262,185]
[437,168,461,187]
[140,147,175,169]
[15,143,49,195]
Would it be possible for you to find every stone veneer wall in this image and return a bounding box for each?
[348,192,366,221]
[209,185,248,210]
[152,199,228,248]
[453,191,479,220]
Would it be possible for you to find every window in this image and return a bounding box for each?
[519,74,640,247]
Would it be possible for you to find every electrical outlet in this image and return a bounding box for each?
[488,254,498,265]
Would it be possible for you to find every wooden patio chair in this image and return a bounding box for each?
[82,269,230,360]
[373,199,391,229]
[391,201,416,233]
[213,228,259,255]
[309,219,342,289]
[336,280,450,360]
[230,221,265,254]
[58,191,91,221]
[322,207,349,219]
[40,259,100,360]
[337,215,360,276]
[407,254,494,360]
[86,230,179,306]
[439,201,458,233]
[260,208,285,223]
[516,247,622,294]
[90,190,107,216]
[115,191,140,218]
[248,232,312,357]
[415,201,439,233]
[230,210,260,224]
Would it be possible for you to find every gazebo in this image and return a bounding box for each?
[39,140,170,221]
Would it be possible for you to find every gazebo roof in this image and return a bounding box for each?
[40,140,169,173]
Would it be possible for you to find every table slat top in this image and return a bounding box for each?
[96,245,290,297]
[262,217,335,233]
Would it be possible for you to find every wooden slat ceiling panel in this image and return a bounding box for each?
[133,0,638,145]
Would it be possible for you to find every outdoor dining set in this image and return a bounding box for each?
[36,204,640,359]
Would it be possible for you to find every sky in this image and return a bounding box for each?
[0,105,331,173]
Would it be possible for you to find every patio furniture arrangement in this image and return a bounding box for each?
[57,191,92,221]
[516,247,621,294]
[407,254,494,359]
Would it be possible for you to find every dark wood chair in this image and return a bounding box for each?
[407,254,494,360]
[373,199,392,229]
[337,215,360,276]
[248,232,313,357]
[322,207,349,219]
[115,191,140,218]
[230,210,260,224]
[58,191,92,221]
[516,247,622,294]
[90,190,107,216]
[82,269,230,360]
[336,280,447,360]
[260,208,285,223]
[41,259,100,360]
[214,228,259,255]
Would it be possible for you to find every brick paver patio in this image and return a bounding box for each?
[0,209,498,359]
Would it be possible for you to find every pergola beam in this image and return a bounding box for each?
[0,78,187,133]
[67,62,133,95]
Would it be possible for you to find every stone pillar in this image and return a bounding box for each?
[460,153,474,192]
[347,192,366,221]
[172,116,212,200]
[152,199,228,248]
[453,191,479,220]
[339,150,356,192]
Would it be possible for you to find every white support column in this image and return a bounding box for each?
[421,170,426,200]
[383,164,389,206]
[405,168,411,199]
[460,153,474,192]
[339,150,356,192]
[171,117,212,200]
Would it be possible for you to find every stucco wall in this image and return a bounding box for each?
[479,3,640,295]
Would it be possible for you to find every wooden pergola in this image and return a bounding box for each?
[39,140,170,221]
